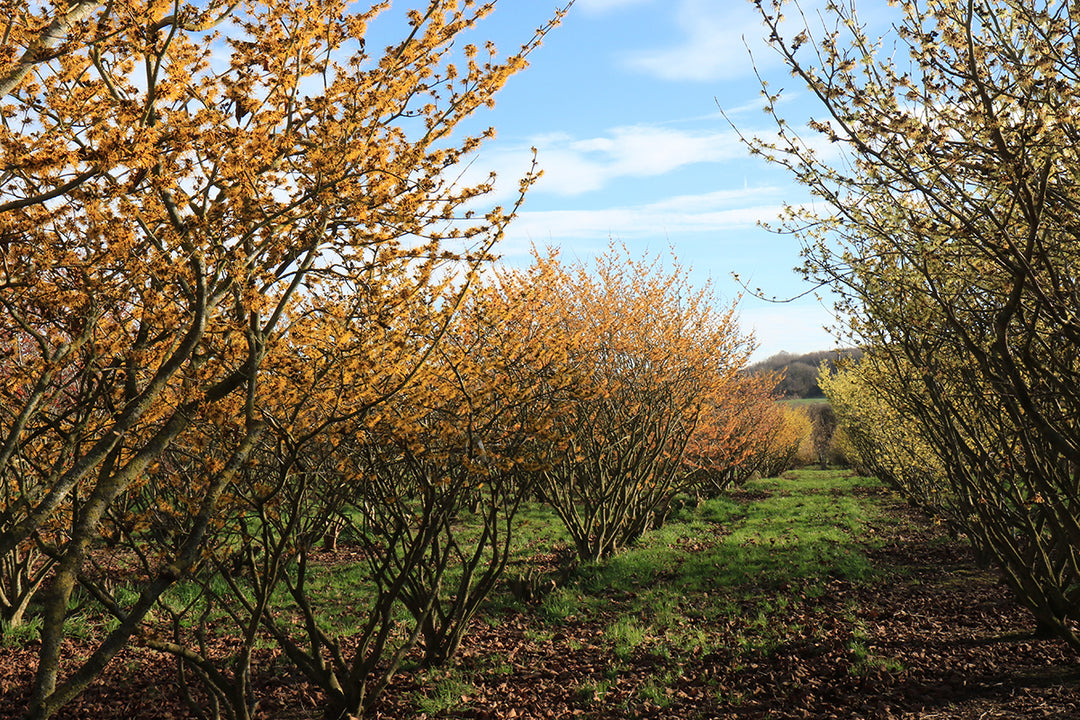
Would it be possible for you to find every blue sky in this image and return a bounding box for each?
[450,0,845,360]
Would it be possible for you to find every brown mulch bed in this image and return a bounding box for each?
[2,495,1078,719]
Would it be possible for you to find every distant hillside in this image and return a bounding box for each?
[746,348,863,399]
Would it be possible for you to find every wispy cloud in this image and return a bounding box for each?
[456,120,845,207]
[621,0,904,84]
[460,124,756,201]
[621,0,772,82]
[569,125,743,179]
[497,188,790,254]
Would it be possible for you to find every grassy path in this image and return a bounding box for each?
[376,470,1080,719]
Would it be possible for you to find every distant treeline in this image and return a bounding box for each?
[746,348,863,399]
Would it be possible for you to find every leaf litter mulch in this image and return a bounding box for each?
[2,484,1079,720]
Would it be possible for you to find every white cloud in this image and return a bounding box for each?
[599,125,741,176]
[622,0,773,82]
[621,0,878,83]
[498,188,789,250]
[459,124,753,201]
[455,120,844,207]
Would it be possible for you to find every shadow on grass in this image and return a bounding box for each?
[578,470,883,601]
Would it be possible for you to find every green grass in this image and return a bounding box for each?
[396,468,908,712]
[384,469,892,713]
[414,667,476,715]
[574,678,614,707]
[540,586,579,622]
[638,677,674,707]
[1,616,43,648]
[568,471,880,609]
[606,616,648,660]
[845,603,906,676]
[498,469,892,692]
[781,397,831,407]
